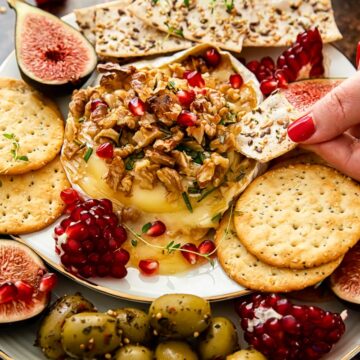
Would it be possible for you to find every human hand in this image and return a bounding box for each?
[287,71,360,181]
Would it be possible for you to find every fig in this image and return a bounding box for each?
[8,0,97,95]
[0,239,53,323]
[331,242,360,304]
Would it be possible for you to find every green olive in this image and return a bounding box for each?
[111,308,151,344]
[149,294,211,339]
[155,341,198,360]
[61,312,121,359]
[198,317,238,360]
[226,349,267,360]
[114,345,153,360]
[36,294,95,359]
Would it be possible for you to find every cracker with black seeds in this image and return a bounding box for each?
[216,213,343,292]
[234,164,360,269]
[0,157,70,234]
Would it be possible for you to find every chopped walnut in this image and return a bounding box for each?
[90,104,108,122]
[156,167,184,201]
[119,173,133,194]
[196,158,215,188]
[104,157,125,191]
[145,149,175,167]
[153,127,184,152]
[114,144,135,159]
[130,71,153,102]
[99,64,136,90]
[146,92,181,126]
[134,159,159,190]
[94,128,120,143]
[172,150,193,176]
[117,206,140,223]
[69,89,90,118]
[196,153,229,188]
[132,125,164,149]
[187,124,205,144]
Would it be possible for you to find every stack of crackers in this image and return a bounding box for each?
[215,157,360,292]
[75,0,341,61]
[0,79,70,234]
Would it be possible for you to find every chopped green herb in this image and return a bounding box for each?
[142,222,152,234]
[131,239,138,247]
[211,213,222,222]
[83,147,93,162]
[166,80,177,91]
[188,184,201,194]
[151,0,159,4]
[159,126,172,135]
[3,133,14,140]
[125,150,145,170]
[73,139,83,147]
[197,186,217,202]
[165,241,181,254]
[3,133,29,162]
[210,0,217,13]
[224,0,234,12]
[165,22,184,38]
[183,0,190,7]
[182,191,193,213]
[17,155,29,161]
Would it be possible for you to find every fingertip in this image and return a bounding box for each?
[287,114,316,143]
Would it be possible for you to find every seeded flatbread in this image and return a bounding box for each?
[74,6,97,45]
[0,157,69,234]
[95,3,192,58]
[0,78,64,175]
[243,0,342,47]
[234,164,360,269]
[127,0,250,53]
[216,213,343,292]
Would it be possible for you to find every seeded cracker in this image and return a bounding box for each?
[127,0,250,53]
[234,164,360,269]
[95,3,192,58]
[216,213,343,292]
[74,6,97,45]
[243,0,342,47]
[0,157,70,234]
[0,78,64,175]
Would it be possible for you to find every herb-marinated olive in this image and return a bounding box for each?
[149,294,211,339]
[61,312,121,359]
[110,308,151,344]
[36,294,95,359]
[155,341,198,360]
[226,349,267,360]
[115,345,153,360]
[198,317,238,360]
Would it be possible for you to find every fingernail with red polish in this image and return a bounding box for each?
[287,114,316,142]
[357,41,360,69]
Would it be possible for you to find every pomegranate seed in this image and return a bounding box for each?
[114,249,130,265]
[310,63,325,77]
[277,55,286,68]
[99,198,113,213]
[180,243,199,264]
[185,71,205,88]
[144,220,166,237]
[66,222,88,242]
[96,143,114,159]
[70,207,84,222]
[103,214,118,227]
[229,73,243,89]
[287,54,301,73]
[96,265,110,277]
[79,264,96,278]
[260,78,278,95]
[281,315,300,334]
[54,225,65,236]
[90,99,107,112]
[109,238,122,250]
[60,188,80,205]
[261,56,275,70]
[281,65,297,82]
[60,254,72,266]
[0,282,17,304]
[88,253,100,264]
[95,238,109,253]
[198,240,216,257]
[114,226,127,244]
[82,240,95,253]
[39,273,57,292]
[60,218,72,229]
[177,110,197,127]
[177,89,196,107]
[139,259,159,275]
[110,263,127,278]
[274,69,288,88]
[246,60,260,73]
[183,70,192,79]
[65,203,77,215]
[84,199,99,209]
[100,252,114,265]
[67,239,82,253]
[204,47,221,67]
[129,97,146,116]
[307,27,322,44]
[88,224,100,238]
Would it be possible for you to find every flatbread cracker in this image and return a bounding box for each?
[95,3,192,58]
[244,0,342,47]
[234,164,360,269]
[0,78,64,175]
[127,0,250,53]
[0,157,70,234]
[216,213,343,292]
[74,6,97,45]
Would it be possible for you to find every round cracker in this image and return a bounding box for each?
[0,157,70,234]
[234,164,360,269]
[216,213,343,292]
[271,152,329,170]
[0,78,64,175]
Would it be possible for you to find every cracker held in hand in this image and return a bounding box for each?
[95,3,192,58]
[244,0,342,46]
[234,164,360,269]
[0,157,69,234]
[0,78,64,175]
[216,213,343,292]
[127,0,250,53]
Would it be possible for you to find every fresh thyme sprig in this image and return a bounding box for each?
[3,133,29,162]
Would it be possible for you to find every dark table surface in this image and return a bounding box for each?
[0,0,359,65]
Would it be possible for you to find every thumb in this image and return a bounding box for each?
[287,71,360,144]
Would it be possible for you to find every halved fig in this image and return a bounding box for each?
[0,239,53,323]
[8,0,97,94]
[331,242,360,304]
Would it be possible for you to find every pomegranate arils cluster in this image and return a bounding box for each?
[245,28,324,96]
[235,293,345,360]
[55,189,129,279]
[180,240,216,265]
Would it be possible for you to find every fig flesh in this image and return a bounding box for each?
[331,242,360,304]
[8,0,97,95]
[0,239,51,323]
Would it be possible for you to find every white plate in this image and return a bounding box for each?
[0,272,359,360]
[0,13,357,302]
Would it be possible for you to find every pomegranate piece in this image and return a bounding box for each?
[129,97,146,116]
[139,259,159,275]
[260,79,279,96]
[185,71,205,88]
[235,293,346,360]
[114,248,130,265]
[261,56,275,70]
[66,222,89,242]
[15,281,34,301]
[143,220,166,237]
[39,273,57,292]
[181,243,199,265]
[0,282,18,304]
[198,240,216,257]
[96,142,114,159]
[60,188,81,205]
[204,48,221,67]
[110,263,127,278]
[229,73,244,89]
[177,110,198,127]
[177,89,196,107]
[246,60,260,73]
